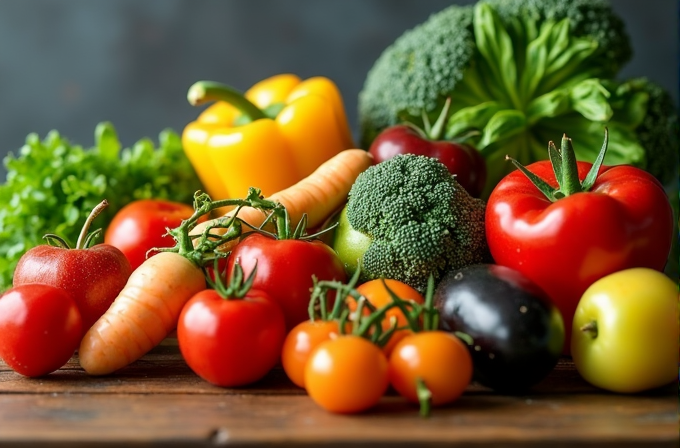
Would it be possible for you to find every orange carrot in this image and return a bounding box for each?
[78,190,283,375]
[192,148,373,244]
[78,252,205,375]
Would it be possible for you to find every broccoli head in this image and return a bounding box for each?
[358,0,653,197]
[337,154,488,292]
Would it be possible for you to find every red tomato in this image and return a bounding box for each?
[227,233,347,331]
[0,284,82,377]
[351,279,425,355]
[304,336,389,413]
[177,288,286,387]
[389,331,472,409]
[281,320,344,388]
[104,199,197,271]
[13,243,131,335]
[486,162,673,352]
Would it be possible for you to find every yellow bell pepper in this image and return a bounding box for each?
[182,74,355,201]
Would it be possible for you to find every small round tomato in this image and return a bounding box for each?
[177,288,286,387]
[571,268,679,393]
[105,199,198,271]
[281,320,343,388]
[0,284,82,377]
[389,331,472,408]
[227,233,347,331]
[304,336,389,414]
[352,279,425,355]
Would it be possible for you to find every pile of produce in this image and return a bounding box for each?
[0,0,677,418]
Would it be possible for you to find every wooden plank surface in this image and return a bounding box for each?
[0,345,676,448]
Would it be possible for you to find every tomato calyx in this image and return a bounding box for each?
[506,128,609,202]
[309,268,404,348]
[208,260,258,300]
[43,199,108,250]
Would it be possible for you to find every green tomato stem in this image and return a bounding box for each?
[416,377,433,418]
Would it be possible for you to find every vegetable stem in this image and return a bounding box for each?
[76,200,108,250]
[187,81,266,123]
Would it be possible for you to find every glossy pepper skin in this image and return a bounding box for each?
[485,134,673,354]
[182,74,355,201]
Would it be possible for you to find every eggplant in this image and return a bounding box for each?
[434,264,564,393]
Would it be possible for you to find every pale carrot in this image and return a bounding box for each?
[191,148,373,246]
[78,252,205,375]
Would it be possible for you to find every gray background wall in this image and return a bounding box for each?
[0,0,677,176]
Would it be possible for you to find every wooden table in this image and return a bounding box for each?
[0,343,676,447]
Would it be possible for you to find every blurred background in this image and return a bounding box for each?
[0,0,677,177]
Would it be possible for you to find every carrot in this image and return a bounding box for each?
[78,252,205,375]
[78,190,285,376]
[191,148,373,246]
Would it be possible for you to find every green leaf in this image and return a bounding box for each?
[473,3,521,109]
[95,122,121,161]
[445,101,505,140]
[519,20,555,103]
[526,90,571,125]
[479,110,527,149]
[570,79,613,122]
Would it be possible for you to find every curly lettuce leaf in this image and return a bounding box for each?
[0,122,202,291]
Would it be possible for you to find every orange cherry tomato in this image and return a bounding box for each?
[304,335,389,414]
[389,331,473,407]
[351,279,424,355]
[281,319,343,388]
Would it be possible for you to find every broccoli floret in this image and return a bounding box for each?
[358,6,475,145]
[631,79,679,185]
[489,0,632,77]
[359,0,642,197]
[345,154,488,292]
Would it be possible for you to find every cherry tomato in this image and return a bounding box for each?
[304,336,389,414]
[228,233,346,330]
[281,319,343,388]
[0,284,82,377]
[105,199,198,271]
[177,288,286,387]
[351,279,425,355]
[389,331,472,407]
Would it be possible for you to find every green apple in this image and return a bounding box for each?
[331,205,371,276]
[571,267,679,393]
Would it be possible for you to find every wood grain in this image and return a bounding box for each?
[0,346,676,448]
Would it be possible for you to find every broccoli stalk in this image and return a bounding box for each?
[334,154,489,292]
[359,0,676,197]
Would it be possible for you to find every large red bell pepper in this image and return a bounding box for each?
[485,129,673,353]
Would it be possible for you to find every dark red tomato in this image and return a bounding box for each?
[105,199,199,271]
[13,243,131,335]
[0,284,82,377]
[369,125,486,197]
[227,234,347,331]
[177,288,286,387]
